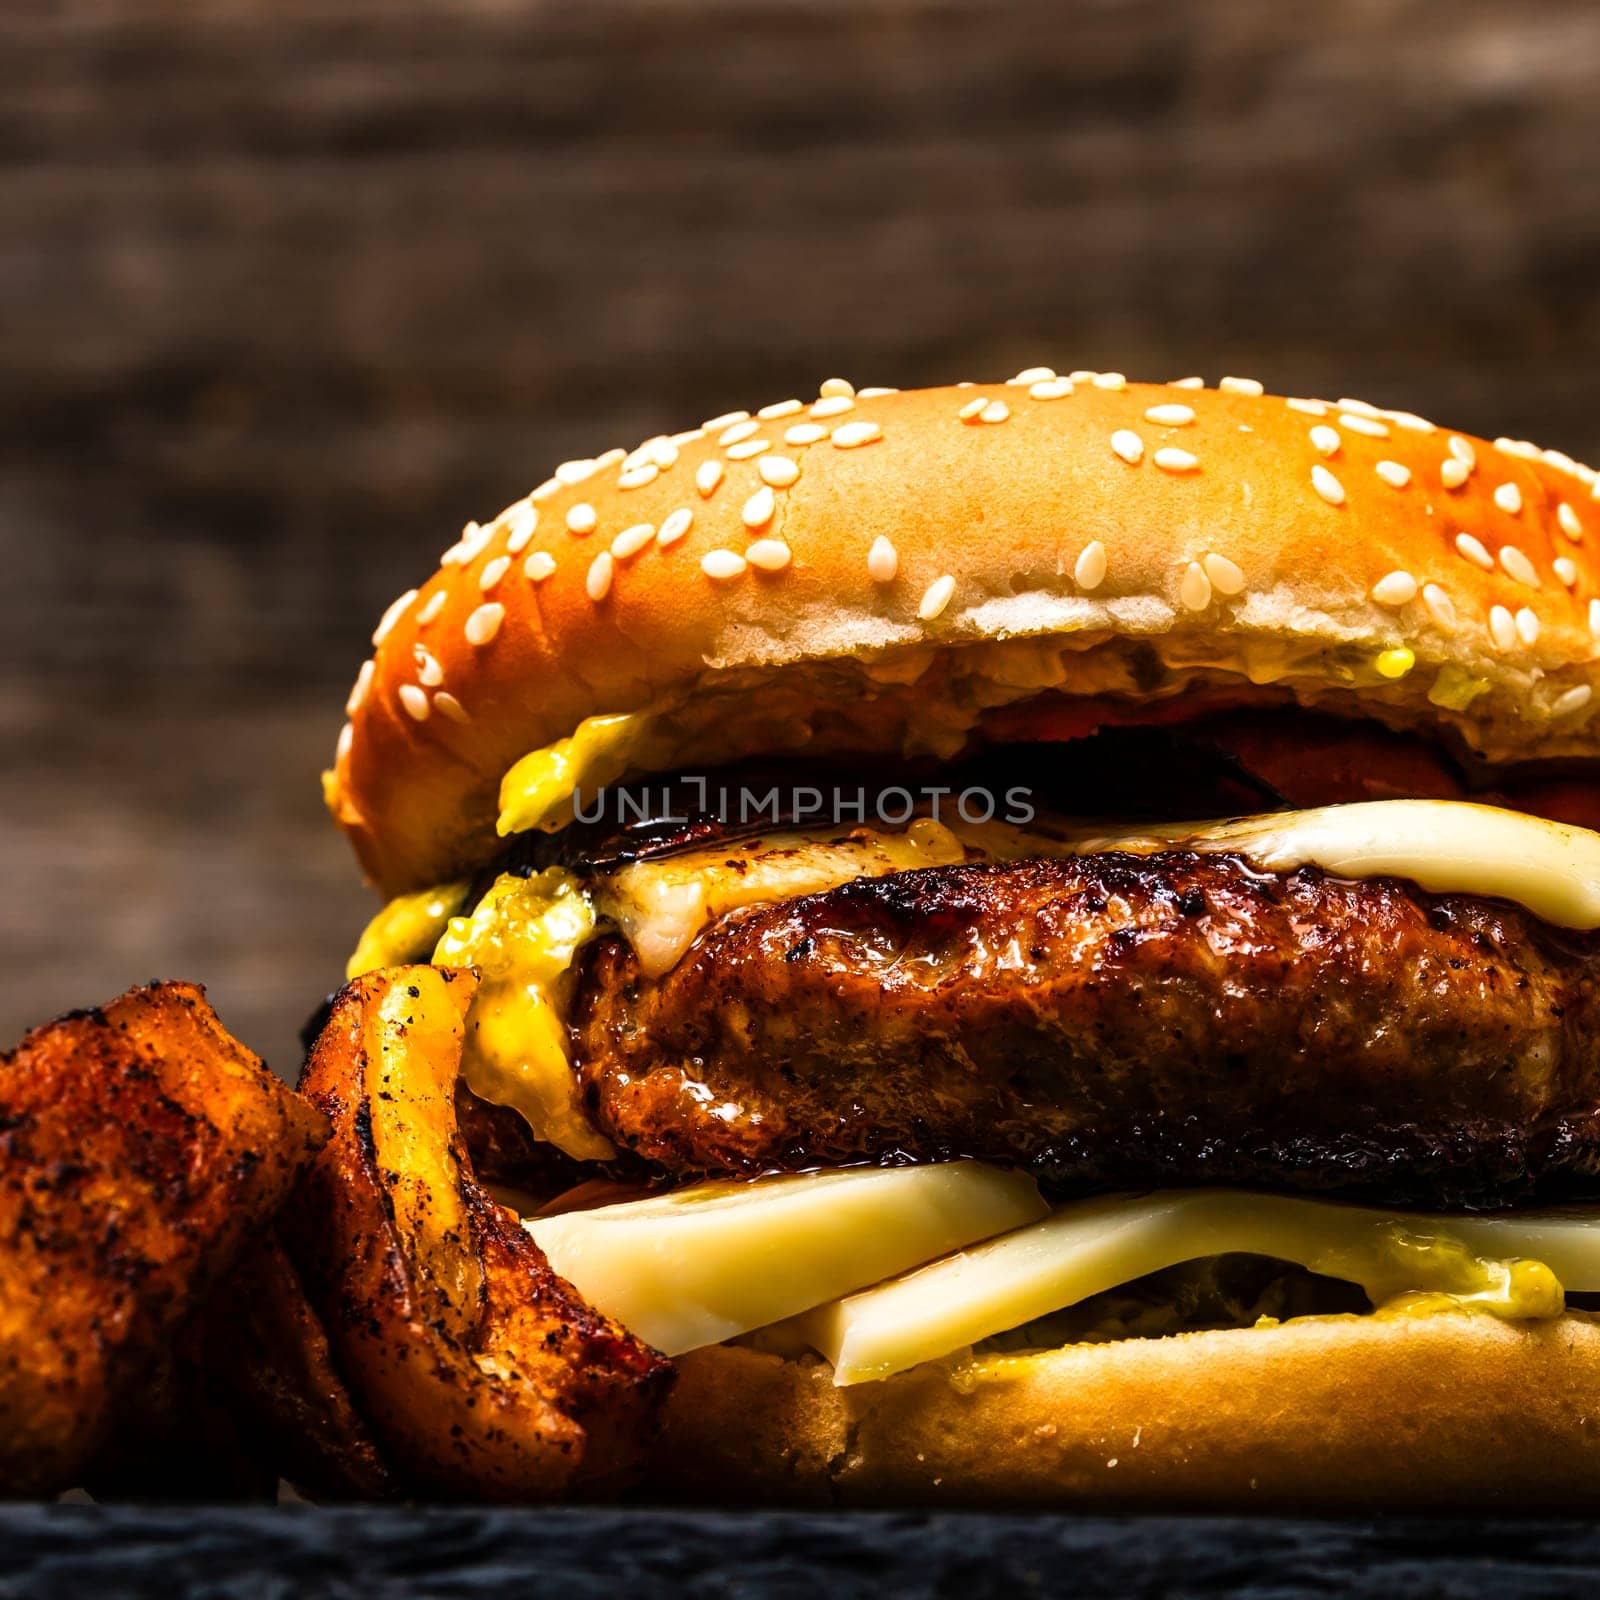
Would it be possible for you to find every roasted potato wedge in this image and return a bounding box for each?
[287,966,671,1501]
[0,982,328,1496]
[196,1232,398,1502]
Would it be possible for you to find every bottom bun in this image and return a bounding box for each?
[641,1312,1600,1509]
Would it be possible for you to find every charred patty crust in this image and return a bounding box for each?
[571,852,1600,1205]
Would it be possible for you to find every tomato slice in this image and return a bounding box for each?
[979,693,1598,830]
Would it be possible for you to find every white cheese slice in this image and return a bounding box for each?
[525,1162,1048,1356]
[794,1189,1600,1384]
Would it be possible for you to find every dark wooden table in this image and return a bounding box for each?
[4,0,1599,1078]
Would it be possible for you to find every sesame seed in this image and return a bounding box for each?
[1422,584,1457,630]
[1516,606,1541,646]
[1375,648,1415,680]
[610,523,655,561]
[657,508,694,548]
[1489,605,1518,651]
[1440,458,1471,490]
[1110,429,1144,465]
[918,574,956,620]
[1337,398,1382,418]
[1203,552,1246,596]
[958,397,989,422]
[555,458,599,485]
[417,590,447,626]
[1554,685,1594,717]
[758,455,801,488]
[646,437,679,470]
[1339,413,1390,439]
[346,659,375,716]
[1092,372,1128,390]
[618,463,659,490]
[1493,482,1524,516]
[1448,435,1477,470]
[832,420,883,448]
[504,502,539,553]
[1592,599,1600,637]
[1074,540,1108,591]
[1544,448,1581,476]
[719,419,761,448]
[819,377,855,399]
[1555,556,1579,587]
[1145,403,1196,426]
[1558,503,1584,540]
[586,552,615,601]
[745,539,792,572]
[758,399,804,420]
[857,386,899,398]
[531,477,561,501]
[1068,370,1097,383]
[434,691,469,725]
[785,423,828,447]
[1179,561,1212,611]
[1385,411,1436,433]
[1155,446,1200,473]
[336,722,353,762]
[725,438,770,461]
[1309,425,1341,457]
[978,400,1010,424]
[1455,533,1494,571]
[1371,570,1419,606]
[703,410,750,432]
[867,536,898,583]
[372,588,418,647]
[1219,376,1264,396]
[1494,437,1541,461]
[595,447,627,470]
[524,551,556,582]
[413,645,443,687]
[1499,545,1540,587]
[464,602,505,646]
[810,395,856,419]
[1311,465,1345,505]
[566,503,598,535]
[1375,460,1411,489]
[695,460,724,498]
[1170,376,1206,389]
[1008,366,1056,385]
[1285,397,1328,416]
[478,555,511,592]
[671,429,706,446]
[1029,378,1074,400]
[742,486,776,528]
[701,549,747,581]
[399,684,430,722]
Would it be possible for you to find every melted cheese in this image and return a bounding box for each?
[497,712,653,837]
[347,881,469,979]
[431,869,615,1161]
[794,1189,1593,1384]
[1070,800,1600,932]
[524,1163,1048,1356]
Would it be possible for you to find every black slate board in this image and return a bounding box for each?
[4,1507,1600,1600]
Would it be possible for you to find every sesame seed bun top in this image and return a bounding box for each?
[327,371,1600,895]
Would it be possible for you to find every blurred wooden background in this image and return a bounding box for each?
[4,0,1599,1076]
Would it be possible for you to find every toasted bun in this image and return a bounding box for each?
[643,1312,1600,1510]
[328,374,1600,893]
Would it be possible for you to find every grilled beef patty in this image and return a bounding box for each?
[570,853,1600,1206]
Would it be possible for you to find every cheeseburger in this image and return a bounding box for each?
[317,370,1600,1507]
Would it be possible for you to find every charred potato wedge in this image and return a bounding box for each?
[287,966,671,1501]
[0,982,328,1496]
